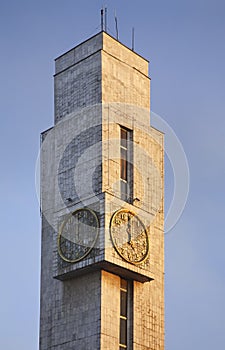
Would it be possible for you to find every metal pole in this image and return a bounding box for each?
[101,8,104,32]
[115,11,118,40]
[132,27,135,51]
[105,7,107,32]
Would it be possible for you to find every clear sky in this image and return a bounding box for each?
[0,0,225,349]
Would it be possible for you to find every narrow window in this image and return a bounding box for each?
[119,279,133,350]
[120,127,133,202]
[119,279,128,349]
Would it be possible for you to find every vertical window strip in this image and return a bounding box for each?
[119,279,128,349]
[120,127,133,202]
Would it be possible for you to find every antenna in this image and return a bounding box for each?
[132,27,135,51]
[114,10,118,40]
[101,8,104,31]
[105,7,107,32]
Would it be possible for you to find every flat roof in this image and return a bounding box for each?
[55,30,149,63]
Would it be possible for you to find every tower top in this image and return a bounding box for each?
[55,31,149,75]
[54,31,150,124]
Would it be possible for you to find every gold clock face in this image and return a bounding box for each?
[110,209,149,264]
[58,208,99,263]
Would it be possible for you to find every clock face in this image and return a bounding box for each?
[58,208,99,263]
[110,209,149,264]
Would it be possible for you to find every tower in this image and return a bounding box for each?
[39,31,164,349]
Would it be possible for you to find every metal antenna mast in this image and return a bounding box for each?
[114,10,118,40]
[105,7,107,32]
[101,8,104,31]
[132,27,135,51]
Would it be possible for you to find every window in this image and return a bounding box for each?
[120,127,133,202]
[119,279,133,350]
[119,279,128,349]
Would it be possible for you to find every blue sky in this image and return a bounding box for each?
[0,1,225,349]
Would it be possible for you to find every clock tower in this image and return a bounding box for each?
[39,31,164,349]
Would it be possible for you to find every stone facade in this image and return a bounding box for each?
[39,31,164,349]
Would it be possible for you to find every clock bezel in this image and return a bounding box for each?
[110,208,149,265]
[57,208,99,263]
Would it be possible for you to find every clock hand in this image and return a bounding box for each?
[126,215,132,242]
[128,240,135,249]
